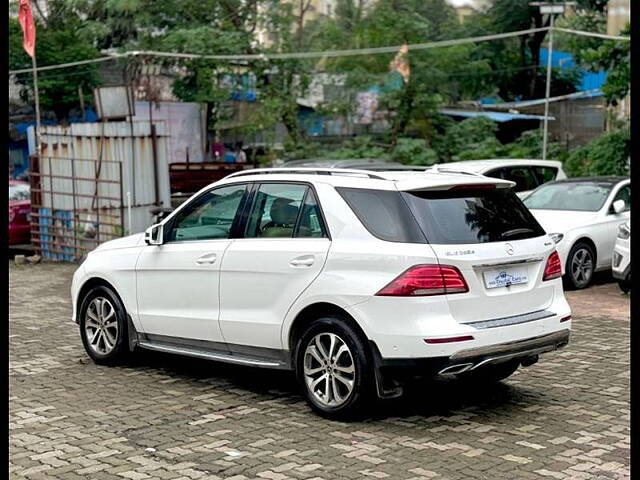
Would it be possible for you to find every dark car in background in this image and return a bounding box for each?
[9,180,31,246]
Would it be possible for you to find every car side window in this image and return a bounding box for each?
[295,189,328,238]
[532,166,558,184]
[166,184,247,242]
[245,183,307,238]
[501,167,539,192]
[610,184,631,213]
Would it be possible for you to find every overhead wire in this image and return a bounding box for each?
[8,27,630,76]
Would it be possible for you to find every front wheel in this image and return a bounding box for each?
[295,316,375,419]
[79,285,130,365]
[565,242,595,290]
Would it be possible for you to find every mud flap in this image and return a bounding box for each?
[369,341,403,399]
[127,315,139,352]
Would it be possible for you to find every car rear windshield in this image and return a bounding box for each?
[403,188,546,244]
[338,186,545,244]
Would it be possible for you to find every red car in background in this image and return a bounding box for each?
[9,180,31,245]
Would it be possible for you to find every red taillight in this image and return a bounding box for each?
[375,264,469,296]
[543,251,562,281]
[560,315,571,323]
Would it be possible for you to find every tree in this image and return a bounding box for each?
[574,25,630,104]
[9,16,101,121]
[306,0,495,145]
[564,128,630,176]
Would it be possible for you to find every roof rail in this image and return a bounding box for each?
[225,167,390,180]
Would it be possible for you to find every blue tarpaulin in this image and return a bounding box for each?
[14,107,99,135]
[539,49,607,92]
[439,109,555,122]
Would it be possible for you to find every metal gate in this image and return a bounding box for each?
[29,154,124,261]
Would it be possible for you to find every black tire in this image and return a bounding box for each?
[79,285,130,365]
[295,316,375,420]
[458,359,520,384]
[618,274,631,294]
[564,242,595,290]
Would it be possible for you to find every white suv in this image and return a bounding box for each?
[71,168,572,418]
[613,220,631,293]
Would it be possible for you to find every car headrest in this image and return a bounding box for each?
[270,198,298,226]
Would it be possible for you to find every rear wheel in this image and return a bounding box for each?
[295,316,375,419]
[565,242,595,290]
[79,285,130,365]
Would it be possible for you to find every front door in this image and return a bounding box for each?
[219,183,330,351]
[135,183,248,345]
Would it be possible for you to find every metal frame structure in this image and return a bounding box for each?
[29,154,124,261]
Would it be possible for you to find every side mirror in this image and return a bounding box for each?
[145,224,164,245]
[612,199,626,214]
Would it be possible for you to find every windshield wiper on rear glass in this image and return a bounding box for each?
[501,228,535,239]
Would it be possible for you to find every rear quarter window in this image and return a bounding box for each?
[336,188,426,243]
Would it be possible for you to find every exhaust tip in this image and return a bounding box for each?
[520,355,539,367]
[438,363,474,375]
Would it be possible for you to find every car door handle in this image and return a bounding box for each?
[195,253,217,265]
[290,256,315,267]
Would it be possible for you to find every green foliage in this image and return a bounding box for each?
[564,129,630,176]
[557,4,629,106]
[579,25,631,104]
[433,117,498,162]
[9,17,101,121]
[555,10,607,64]
[279,135,388,162]
[427,118,566,164]
[390,138,438,165]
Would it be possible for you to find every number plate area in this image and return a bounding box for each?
[483,267,529,289]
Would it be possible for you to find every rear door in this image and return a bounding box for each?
[219,182,331,352]
[402,186,556,323]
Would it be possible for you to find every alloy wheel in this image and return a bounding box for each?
[571,247,593,288]
[303,332,356,408]
[84,297,119,355]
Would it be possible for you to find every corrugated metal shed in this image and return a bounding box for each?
[38,121,171,236]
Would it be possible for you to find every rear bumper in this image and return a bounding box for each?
[373,329,570,378]
[612,241,630,280]
[612,264,630,281]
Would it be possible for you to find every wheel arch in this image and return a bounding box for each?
[76,276,125,324]
[568,236,598,270]
[287,302,371,357]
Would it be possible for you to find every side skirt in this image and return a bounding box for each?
[134,332,293,370]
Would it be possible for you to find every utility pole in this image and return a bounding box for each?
[529,2,575,160]
[32,49,42,154]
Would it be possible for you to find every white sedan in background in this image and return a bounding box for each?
[436,159,567,198]
[524,176,631,289]
[613,220,631,293]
